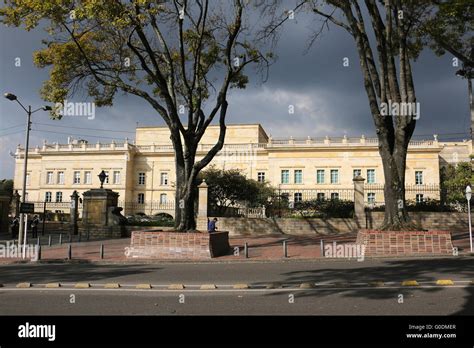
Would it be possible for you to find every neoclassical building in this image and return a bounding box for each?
[13,124,472,216]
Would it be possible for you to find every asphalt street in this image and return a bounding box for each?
[0,257,473,315]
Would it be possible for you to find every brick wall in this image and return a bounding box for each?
[211,217,360,236]
[126,230,231,259]
[357,229,454,256]
[365,212,468,231]
[79,225,125,239]
[211,211,468,236]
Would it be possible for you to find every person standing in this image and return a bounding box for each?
[31,215,39,238]
[11,217,19,239]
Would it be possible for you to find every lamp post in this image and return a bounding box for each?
[466,185,473,253]
[4,93,52,248]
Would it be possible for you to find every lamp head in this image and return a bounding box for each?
[98,170,108,189]
[4,93,17,101]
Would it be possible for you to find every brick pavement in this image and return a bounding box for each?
[0,231,470,263]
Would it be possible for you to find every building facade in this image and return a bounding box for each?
[13,124,472,217]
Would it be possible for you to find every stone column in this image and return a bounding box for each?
[353,175,365,227]
[81,188,122,239]
[196,180,209,231]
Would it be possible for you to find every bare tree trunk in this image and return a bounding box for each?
[173,135,199,231]
[379,146,411,229]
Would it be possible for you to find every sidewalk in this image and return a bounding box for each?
[0,230,470,263]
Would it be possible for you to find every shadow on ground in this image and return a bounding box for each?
[254,257,474,315]
[0,263,162,283]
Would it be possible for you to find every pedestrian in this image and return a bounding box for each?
[11,217,19,239]
[207,217,218,233]
[31,215,39,238]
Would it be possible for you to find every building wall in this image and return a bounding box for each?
[438,141,472,167]
[13,125,469,217]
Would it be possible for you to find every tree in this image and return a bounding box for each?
[261,0,470,230]
[0,179,14,199]
[440,162,473,204]
[414,0,473,66]
[200,167,272,215]
[0,0,269,231]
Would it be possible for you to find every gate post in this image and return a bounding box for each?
[353,175,365,227]
[196,180,209,231]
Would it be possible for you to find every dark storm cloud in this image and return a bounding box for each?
[0,4,470,178]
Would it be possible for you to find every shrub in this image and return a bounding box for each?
[293,199,354,218]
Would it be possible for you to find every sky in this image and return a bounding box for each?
[0,2,471,179]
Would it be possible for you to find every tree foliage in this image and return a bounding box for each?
[200,167,272,215]
[414,0,473,65]
[0,179,14,198]
[0,0,270,230]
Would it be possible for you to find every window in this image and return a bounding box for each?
[104,171,109,184]
[353,169,361,178]
[56,192,63,203]
[45,192,52,202]
[160,172,169,186]
[160,193,167,204]
[257,172,265,183]
[84,171,92,184]
[73,171,81,184]
[330,169,339,184]
[294,192,302,202]
[294,170,303,184]
[281,170,289,184]
[58,171,64,185]
[113,171,121,185]
[317,192,325,201]
[316,170,325,184]
[46,171,54,185]
[367,169,376,184]
[415,171,423,185]
[367,192,376,204]
[138,172,146,185]
[26,173,30,186]
[416,194,424,203]
[331,192,339,200]
[138,193,145,204]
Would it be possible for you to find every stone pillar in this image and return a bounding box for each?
[353,175,365,227]
[196,180,209,231]
[80,188,123,239]
[70,191,79,236]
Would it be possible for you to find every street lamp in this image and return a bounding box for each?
[98,170,108,189]
[466,185,473,253]
[4,93,52,248]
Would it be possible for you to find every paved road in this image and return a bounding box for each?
[0,257,473,315]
